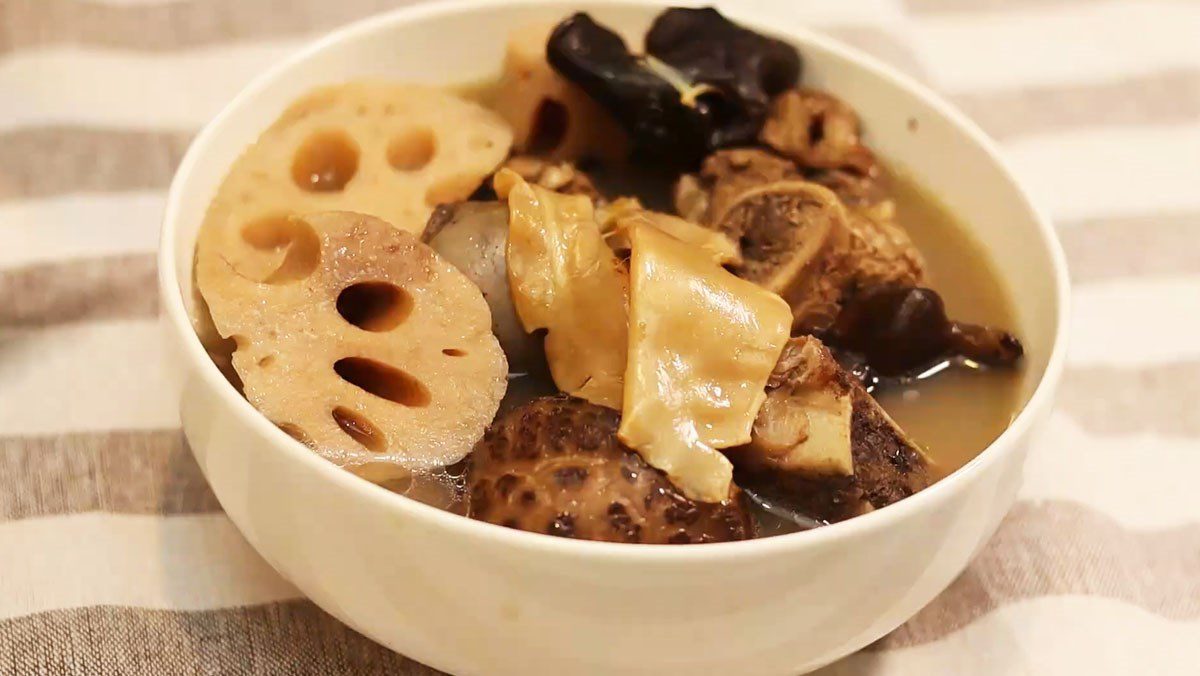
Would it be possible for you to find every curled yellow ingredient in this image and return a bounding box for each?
[618,224,792,502]
[497,169,629,409]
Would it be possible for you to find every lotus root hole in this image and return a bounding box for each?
[240,215,321,284]
[336,281,412,332]
[331,406,387,453]
[291,129,359,192]
[277,423,315,449]
[425,174,484,207]
[442,348,466,357]
[528,98,568,154]
[387,128,436,171]
[333,357,431,407]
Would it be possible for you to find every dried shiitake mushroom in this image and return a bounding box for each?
[469,395,755,544]
[196,211,507,481]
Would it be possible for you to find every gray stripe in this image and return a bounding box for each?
[0,0,410,54]
[0,602,441,675]
[875,499,1200,649]
[1058,212,1200,284]
[2,356,1193,524]
[953,70,1200,141]
[1058,362,1200,438]
[0,127,191,202]
[0,253,158,328]
[0,430,219,521]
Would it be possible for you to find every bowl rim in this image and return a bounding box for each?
[158,0,1071,563]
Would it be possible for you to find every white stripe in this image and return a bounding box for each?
[77,0,185,6]
[0,513,298,620]
[1002,124,1200,223]
[821,598,1200,675]
[0,41,305,133]
[0,319,179,435]
[1022,413,1200,531]
[0,1,898,133]
[0,191,165,269]
[910,1,1200,92]
[741,0,905,25]
[1069,276,1200,368]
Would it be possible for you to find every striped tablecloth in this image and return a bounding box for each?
[2,0,1197,673]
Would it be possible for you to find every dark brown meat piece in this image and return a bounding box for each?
[716,180,852,332]
[674,148,800,224]
[759,89,877,176]
[732,337,934,524]
[674,147,926,331]
[469,396,755,544]
[843,203,926,290]
[499,155,602,201]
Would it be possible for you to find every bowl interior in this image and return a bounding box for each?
[165,0,1064,504]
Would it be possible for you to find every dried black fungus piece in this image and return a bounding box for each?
[546,9,800,166]
[646,7,801,141]
[825,286,1023,378]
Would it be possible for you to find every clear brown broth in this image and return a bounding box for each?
[876,168,1023,477]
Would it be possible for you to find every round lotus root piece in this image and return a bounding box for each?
[196,211,508,481]
[201,81,512,283]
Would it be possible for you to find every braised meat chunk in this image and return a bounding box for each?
[760,89,876,176]
[674,147,926,331]
[469,396,756,544]
[732,337,934,524]
[500,155,603,201]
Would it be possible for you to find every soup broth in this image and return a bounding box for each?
[878,168,1023,476]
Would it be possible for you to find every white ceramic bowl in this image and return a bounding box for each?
[158,1,1069,673]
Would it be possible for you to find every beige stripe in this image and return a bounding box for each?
[877,499,1200,649]
[1059,212,1200,284]
[906,0,1105,14]
[1058,362,1200,438]
[0,601,441,675]
[0,253,157,327]
[0,127,190,201]
[0,0,404,53]
[0,430,217,521]
[952,70,1200,140]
